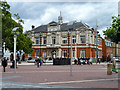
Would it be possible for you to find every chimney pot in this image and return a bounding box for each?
[32,25,35,29]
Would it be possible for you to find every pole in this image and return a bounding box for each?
[3,42,5,57]
[70,29,72,76]
[95,20,98,64]
[14,35,17,72]
[75,43,77,59]
[40,32,41,57]
[68,31,69,58]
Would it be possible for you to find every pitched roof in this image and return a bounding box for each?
[32,25,47,33]
[32,21,90,33]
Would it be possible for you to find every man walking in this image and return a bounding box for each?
[2,57,7,72]
[40,57,42,66]
[98,58,101,64]
[112,57,118,73]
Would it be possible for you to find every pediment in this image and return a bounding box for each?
[49,21,58,26]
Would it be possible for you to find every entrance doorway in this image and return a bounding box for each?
[52,50,56,58]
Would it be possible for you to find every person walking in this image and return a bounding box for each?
[36,57,40,67]
[113,57,116,68]
[98,58,101,64]
[40,57,42,66]
[2,57,7,72]
[112,57,118,73]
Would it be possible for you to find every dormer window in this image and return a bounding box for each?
[51,27,57,31]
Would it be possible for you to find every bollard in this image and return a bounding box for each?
[107,63,113,75]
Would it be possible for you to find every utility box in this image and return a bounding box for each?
[107,63,113,75]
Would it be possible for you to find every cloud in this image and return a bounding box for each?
[8,2,118,37]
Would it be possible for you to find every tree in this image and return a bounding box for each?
[0,1,33,54]
[103,15,120,57]
[103,15,120,44]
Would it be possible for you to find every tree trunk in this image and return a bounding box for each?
[115,43,117,57]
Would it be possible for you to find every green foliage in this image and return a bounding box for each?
[103,15,120,43]
[1,1,33,54]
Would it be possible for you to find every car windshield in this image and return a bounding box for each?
[115,57,118,59]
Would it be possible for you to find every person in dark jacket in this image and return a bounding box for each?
[2,57,7,72]
[10,53,13,61]
[36,57,40,67]
[22,54,25,61]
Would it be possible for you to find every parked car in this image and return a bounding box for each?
[111,57,120,62]
[43,58,53,63]
[27,57,36,63]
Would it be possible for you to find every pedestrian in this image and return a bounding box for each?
[40,57,42,66]
[74,59,77,65]
[35,57,40,67]
[78,58,80,65]
[112,57,118,73]
[22,54,25,61]
[85,60,87,64]
[10,53,13,61]
[2,57,7,72]
[98,58,101,64]
[113,57,116,68]
[80,59,82,65]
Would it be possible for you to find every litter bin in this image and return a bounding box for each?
[107,63,113,75]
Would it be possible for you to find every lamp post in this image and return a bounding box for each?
[75,42,77,60]
[3,42,5,58]
[70,28,73,76]
[95,20,98,64]
[68,31,69,58]
[40,32,41,57]
[12,27,19,73]
[68,21,74,76]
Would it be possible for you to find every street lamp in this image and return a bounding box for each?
[68,31,69,58]
[95,20,98,64]
[12,27,19,73]
[68,21,74,76]
[3,42,5,58]
[40,32,41,57]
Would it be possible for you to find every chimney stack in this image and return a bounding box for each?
[32,25,35,29]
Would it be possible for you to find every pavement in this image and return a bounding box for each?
[1,62,120,89]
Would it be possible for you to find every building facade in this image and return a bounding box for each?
[102,38,113,62]
[112,43,120,57]
[25,14,102,61]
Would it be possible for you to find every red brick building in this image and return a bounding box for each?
[25,14,102,62]
[102,37,113,62]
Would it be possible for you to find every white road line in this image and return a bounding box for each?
[2,83,42,88]
[38,78,120,85]
[4,70,106,73]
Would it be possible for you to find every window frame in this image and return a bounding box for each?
[62,50,67,58]
[72,36,76,44]
[35,37,39,44]
[35,50,39,57]
[62,37,67,44]
[43,37,47,45]
[52,37,56,44]
[80,35,86,44]
[80,50,85,58]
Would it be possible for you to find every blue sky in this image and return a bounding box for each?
[8,1,118,37]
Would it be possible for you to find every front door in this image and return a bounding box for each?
[52,50,56,58]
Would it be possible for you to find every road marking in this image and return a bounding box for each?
[4,70,106,73]
[1,76,22,80]
[2,82,75,88]
[38,78,120,85]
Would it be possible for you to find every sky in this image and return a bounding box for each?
[8,0,118,37]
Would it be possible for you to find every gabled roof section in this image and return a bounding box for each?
[32,25,47,33]
[32,21,91,33]
[60,22,89,31]
[49,21,58,26]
